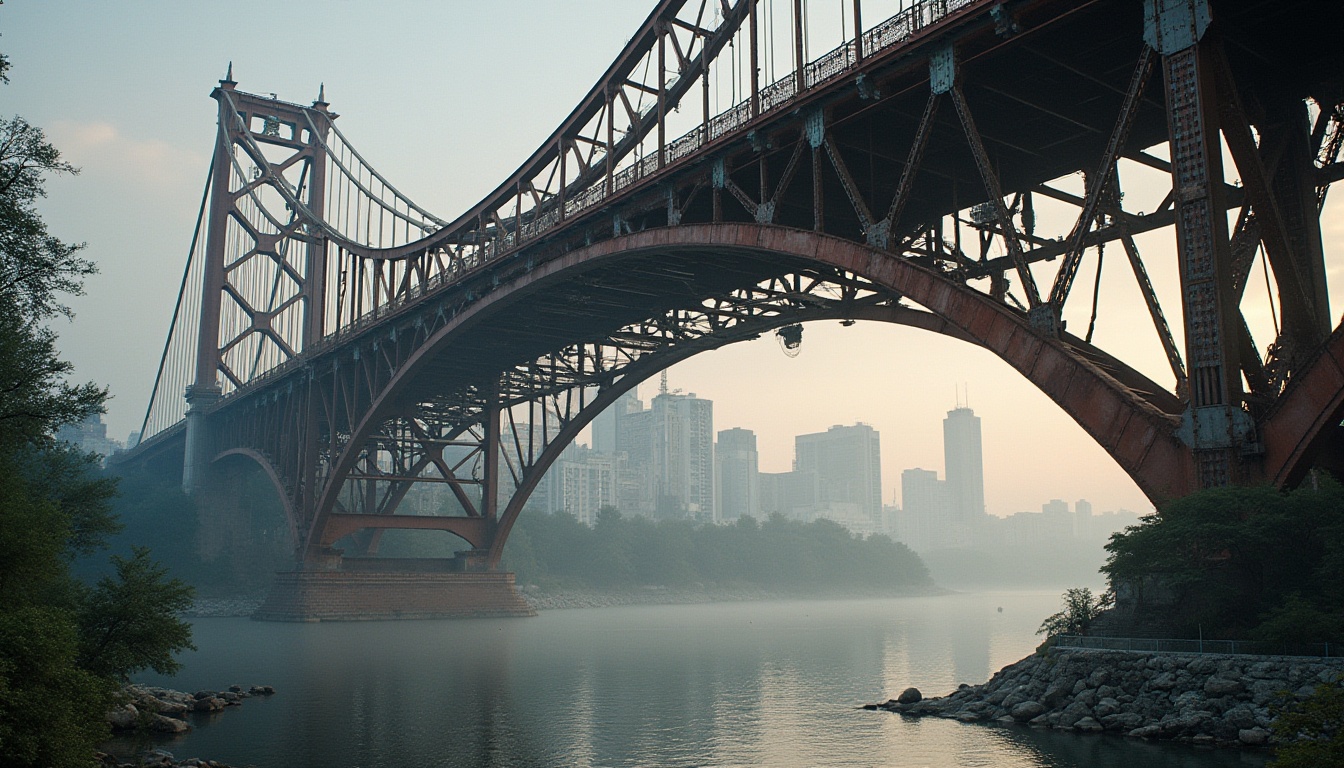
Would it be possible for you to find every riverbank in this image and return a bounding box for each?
[871,646,1343,748]
[101,683,274,767]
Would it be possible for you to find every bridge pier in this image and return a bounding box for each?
[254,552,534,621]
[181,385,220,494]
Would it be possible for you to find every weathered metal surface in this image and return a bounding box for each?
[117,0,1344,579]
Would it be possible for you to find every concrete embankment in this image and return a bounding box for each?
[870,647,1343,748]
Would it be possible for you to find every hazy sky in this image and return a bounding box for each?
[6,1,1341,517]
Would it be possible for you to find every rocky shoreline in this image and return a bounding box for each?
[868,647,1343,748]
[99,683,275,768]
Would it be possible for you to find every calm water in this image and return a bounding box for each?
[117,591,1268,767]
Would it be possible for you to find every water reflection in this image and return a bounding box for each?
[119,594,1265,768]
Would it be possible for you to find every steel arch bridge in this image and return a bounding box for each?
[121,0,1344,618]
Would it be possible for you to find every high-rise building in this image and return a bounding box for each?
[794,423,882,525]
[1040,498,1074,540]
[899,467,948,551]
[651,391,715,520]
[54,413,123,466]
[609,382,715,521]
[715,427,759,522]
[545,445,617,526]
[592,390,642,455]
[759,470,819,518]
[1074,498,1093,538]
[943,406,985,522]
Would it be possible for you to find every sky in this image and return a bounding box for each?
[5,1,1341,518]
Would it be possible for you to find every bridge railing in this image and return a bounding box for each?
[1056,635,1339,659]
[154,0,991,431]
[543,0,980,232]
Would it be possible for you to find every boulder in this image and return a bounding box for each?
[1150,672,1178,690]
[1128,724,1162,739]
[1093,697,1121,718]
[249,685,276,696]
[157,699,189,717]
[192,696,226,712]
[1238,727,1270,745]
[1224,705,1258,730]
[106,704,139,730]
[897,687,922,704]
[149,714,189,733]
[1100,712,1145,731]
[1057,701,1094,728]
[1203,677,1243,696]
[1010,701,1046,721]
[1074,717,1104,733]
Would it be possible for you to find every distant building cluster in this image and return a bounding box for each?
[406,377,1142,546]
[532,375,885,533]
[53,413,136,466]
[890,405,1142,552]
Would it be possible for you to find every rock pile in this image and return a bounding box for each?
[868,648,1343,747]
[96,748,236,768]
[107,683,276,735]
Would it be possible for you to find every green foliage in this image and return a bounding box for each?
[503,509,931,592]
[0,606,117,768]
[1270,676,1344,768]
[77,547,196,680]
[0,60,195,766]
[1102,481,1344,641]
[0,108,104,450]
[1037,587,1112,638]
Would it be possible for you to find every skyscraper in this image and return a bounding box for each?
[648,390,715,520]
[610,383,715,521]
[545,445,617,525]
[899,467,948,551]
[794,423,882,524]
[715,427,759,521]
[943,406,986,523]
[592,389,642,455]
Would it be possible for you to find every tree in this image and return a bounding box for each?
[1270,676,1344,768]
[0,73,103,448]
[1102,482,1344,641]
[77,547,195,680]
[1037,587,1112,639]
[0,52,195,767]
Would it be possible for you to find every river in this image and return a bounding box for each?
[113,591,1268,767]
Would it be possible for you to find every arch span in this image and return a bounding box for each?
[315,224,1192,561]
[1262,326,1344,488]
[212,447,299,554]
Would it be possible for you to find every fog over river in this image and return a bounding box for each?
[113,592,1265,767]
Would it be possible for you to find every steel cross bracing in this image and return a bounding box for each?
[126,0,1344,570]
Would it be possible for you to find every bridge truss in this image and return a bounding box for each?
[129,0,1343,573]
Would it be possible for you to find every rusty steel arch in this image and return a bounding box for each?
[314,224,1188,565]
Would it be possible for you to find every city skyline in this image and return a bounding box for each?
[585,373,1152,519]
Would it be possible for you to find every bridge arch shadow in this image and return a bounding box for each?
[184,448,299,589]
[316,224,1191,567]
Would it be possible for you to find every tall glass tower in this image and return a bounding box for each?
[943,406,985,522]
